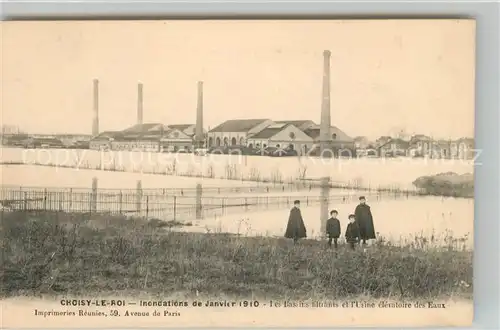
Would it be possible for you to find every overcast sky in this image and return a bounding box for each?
[2,20,475,140]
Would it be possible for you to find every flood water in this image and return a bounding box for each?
[0,164,474,248]
[1,147,475,190]
[185,196,473,248]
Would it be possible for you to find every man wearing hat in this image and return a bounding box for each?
[284,200,307,244]
[354,196,376,245]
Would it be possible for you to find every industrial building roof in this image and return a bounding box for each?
[303,125,353,142]
[275,120,316,129]
[209,119,270,133]
[122,123,166,133]
[249,124,292,139]
[168,124,194,131]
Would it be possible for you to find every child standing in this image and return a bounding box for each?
[345,214,360,250]
[326,210,341,248]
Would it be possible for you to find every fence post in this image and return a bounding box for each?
[43,188,47,211]
[195,183,202,219]
[119,190,123,214]
[146,196,149,219]
[69,188,73,210]
[173,196,177,221]
[136,180,142,217]
[91,177,98,214]
[59,191,64,211]
[320,176,330,235]
[23,192,27,211]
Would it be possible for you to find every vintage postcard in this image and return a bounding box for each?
[1,19,475,328]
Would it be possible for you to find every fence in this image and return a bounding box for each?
[0,185,415,221]
[0,181,421,197]
[0,184,315,197]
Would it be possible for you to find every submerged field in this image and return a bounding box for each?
[0,164,259,190]
[1,147,475,190]
[1,211,472,301]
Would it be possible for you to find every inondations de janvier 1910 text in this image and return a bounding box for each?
[31,299,446,318]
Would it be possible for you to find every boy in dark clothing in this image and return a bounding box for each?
[326,210,341,248]
[345,214,360,250]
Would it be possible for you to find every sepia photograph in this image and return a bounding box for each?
[1,19,475,327]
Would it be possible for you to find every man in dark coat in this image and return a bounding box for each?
[326,210,341,248]
[354,196,376,245]
[284,200,307,244]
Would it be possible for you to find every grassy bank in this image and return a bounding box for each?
[1,211,472,300]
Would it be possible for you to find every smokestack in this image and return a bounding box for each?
[195,81,204,147]
[92,79,99,136]
[319,50,332,156]
[137,82,143,126]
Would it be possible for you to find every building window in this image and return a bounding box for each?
[289,144,294,150]
[223,137,229,146]
[216,137,221,147]
[231,137,237,146]
[208,137,214,147]
[276,144,280,148]
[263,144,267,148]
[332,133,337,140]
[248,143,253,149]
[239,137,244,145]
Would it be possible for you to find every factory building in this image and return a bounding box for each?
[160,126,195,152]
[88,80,206,153]
[88,123,206,152]
[207,119,274,147]
[246,123,314,154]
[303,125,355,151]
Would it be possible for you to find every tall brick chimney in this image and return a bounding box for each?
[92,79,99,136]
[137,82,143,126]
[319,50,332,156]
[195,81,204,147]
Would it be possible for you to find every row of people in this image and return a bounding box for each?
[284,196,376,249]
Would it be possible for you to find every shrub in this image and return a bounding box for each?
[413,173,473,198]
